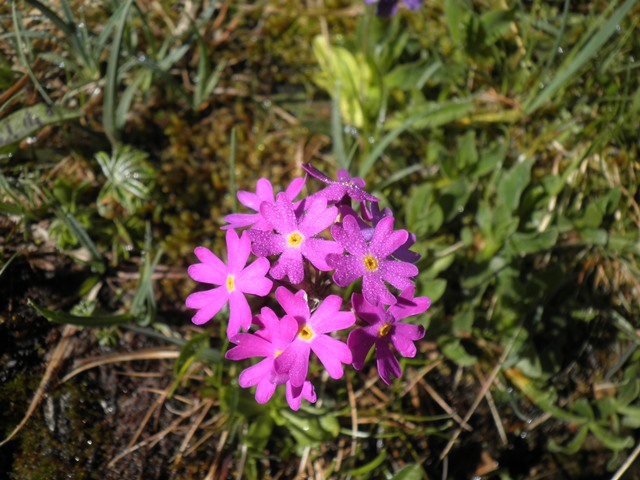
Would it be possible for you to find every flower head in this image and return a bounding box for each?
[327,215,418,306]
[348,286,429,384]
[249,193,342,284]
[302,163,378,204]
[185,229,273,338]
[223,177,305,231]
[273,287,355,387]
[365,0,421,17]
[225,307,316,410]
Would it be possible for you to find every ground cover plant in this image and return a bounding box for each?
[1,0,640,478]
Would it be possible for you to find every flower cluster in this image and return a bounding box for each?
[186,164,430,410]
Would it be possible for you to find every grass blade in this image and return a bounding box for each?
[524,0,637,114]
[103,0,135,144]
[29,299,133,326]
[0,103,80,148]
[331,83,349,171]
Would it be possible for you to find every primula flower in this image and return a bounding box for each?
[348,286,430,384]
[327,215,418,306]
[302,163,378,204]
[185,229,273,338]
[249,193,342,284]
[365,0,421,17]
[225,307,316,410]
[223,177,305,231]
[273,287,355,387]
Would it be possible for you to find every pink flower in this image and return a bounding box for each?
[302,163,378,204]
[185,229,273,338]
[327,214,418,306]
[223,177,305,231]
[348,286,429,384]
[225,307,316,410]
[273,287,355,387]
[249,193,343,284]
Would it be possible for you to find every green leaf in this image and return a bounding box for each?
[29,299,133,326]
[348,450,386,476]
[0,104,80,148]
[548,425,589,454]
[103,0,135,143]
[390,464,427,480]
[439,337,477,367]
[508,228,559,255]
[589,423,634,451]
[496,158,533,212]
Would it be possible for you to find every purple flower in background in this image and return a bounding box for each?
[274,287,355,387]
[185,229,273,338]
[327,215,418,306]
[249,193,342,284]
[223,177,305,231]
[302,163,378,204]
[348,286,429,384]
[365,0,421,17]
[225,307,316,410]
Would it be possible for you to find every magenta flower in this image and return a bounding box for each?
[185,229,273,338]
[302,163,378,204]
[327,215,419,306]
[249,193,342,284]
[365,0,421,17]
[225,307,316,410]
[273,287,355,387]
[223,177,305,231]
[348,286,429,384]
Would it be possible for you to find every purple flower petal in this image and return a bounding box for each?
[285,177,306,200]
[363,272,397,306]
[238,358,273,387]
[370,216,408,259]
[379,260,418,291]
[261,192,298,234]
[331,216,367,256]
[351,292,386,326]
[298,198,338,237]
[301,237,342,271]
[185,287,229,325]
[347,327,377,370]
[310,335,352,379]
[329,254,365,287]
[310,295,355,333]
[390,324,424,358]
[226,229,250,274]
[249,229,286,257]
[388,287,431,320]
[225,333,273,360]
[275,287,310,324]
[255,378,278,404]
[228,290,252,336]
[187,263,226,285]
[275,341,311,387]
[236,258,272,296]
[393,322,426,342]
[270,248,304,284]
[376,341,402,384]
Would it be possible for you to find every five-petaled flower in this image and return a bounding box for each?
[348,286,430,384]
[273,287,355,387]
[249,193,343,284]
[327,214,418,306]
[185,229,273,338]
[225,306,317,410]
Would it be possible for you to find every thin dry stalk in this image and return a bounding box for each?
[346,374,358,456]
[610,439,640,480]
[439,323,523,460]
[174,397,214,465]
[0,325,77,447]
[420,380,472,432]
[61,348,180,383]
[204,429,229,480]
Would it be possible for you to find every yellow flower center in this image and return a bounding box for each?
[378,323,392,337]
[274,349,283,358]
[298,324,315,341]
[363,254,378,272]
[226,275,235,292]
[286,231,304,247]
